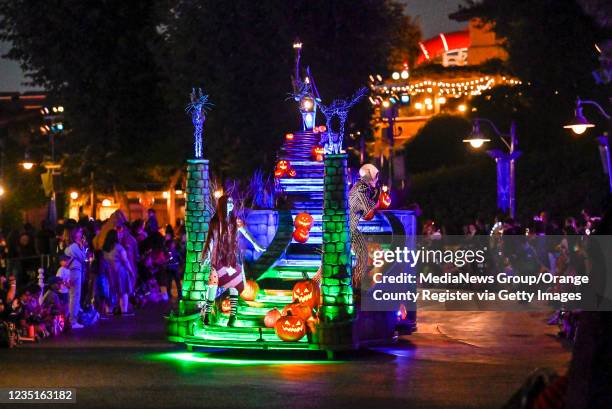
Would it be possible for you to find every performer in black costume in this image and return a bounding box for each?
[349,164,380,288]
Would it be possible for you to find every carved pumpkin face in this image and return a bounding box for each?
[264,308,282,328]
[292,227,310,243]
[282,302,312,321]
[221,298,231,314]
[274,160,296,178]
[311,145,324,161]
[240,280,259,301]
[292,279,320,309]
[275,315,306,341]
[277,160,289,171]
[294,212,314,230]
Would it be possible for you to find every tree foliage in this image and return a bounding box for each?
[459,0,606,100]
[158,0,421,177]
[0,0,421,191]
[402,114,473,174]
[0,0,167,191]
[404,0,610,229]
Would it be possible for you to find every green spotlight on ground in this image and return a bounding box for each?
[145,352,341,366]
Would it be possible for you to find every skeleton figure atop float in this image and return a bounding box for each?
[319,87,367,154]
[291,39,321,131]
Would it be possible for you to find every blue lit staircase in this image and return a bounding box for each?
[180,128,415,350]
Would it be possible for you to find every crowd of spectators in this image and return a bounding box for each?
[420,208,603,340]
[1,209,186,346]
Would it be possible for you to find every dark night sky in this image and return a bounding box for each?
[0,1,466,92]
[401,0,466,38]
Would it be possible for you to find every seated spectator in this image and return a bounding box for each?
[42,276,66,318]
[0,275,17,321]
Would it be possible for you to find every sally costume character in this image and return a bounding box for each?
[201,195,265,327]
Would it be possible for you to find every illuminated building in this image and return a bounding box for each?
[369,19,520,186]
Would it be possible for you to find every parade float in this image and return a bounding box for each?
[165,42,416,356]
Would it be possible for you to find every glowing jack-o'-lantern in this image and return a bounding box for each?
[292,227,310,243]
[264,308,282,328]
[277,160,289,171]
[221,298,231,314]
[294,212,314,230]
[378,186,391,209]
[282,302,312,321]
[292,273,320,309]
[240,280,259,301]
[311,145,325,161]
[274,160,296,178]
[275,315,306,341]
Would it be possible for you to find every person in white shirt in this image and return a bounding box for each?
[56,254,71,305]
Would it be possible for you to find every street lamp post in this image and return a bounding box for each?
[40,105,65,225]
[463,118,521,218]
[564,98,612,193]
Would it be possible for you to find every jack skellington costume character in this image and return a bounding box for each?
[349,164,381,288]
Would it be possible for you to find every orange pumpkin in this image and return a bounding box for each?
[282,302,312,321]
[240,280,259,301]
[292,227,310,243]
[378,186,391,209]
[277,160,289,171]
[274,160,296,178]
[275,315,306,341]
[294,212,314,230]
[311,145,324,161]
[264,308,282,328]
[292,273,320,309]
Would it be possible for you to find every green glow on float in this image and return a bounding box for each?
[145,352,341,366]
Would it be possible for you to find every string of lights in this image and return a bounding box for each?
[370,75,521,99]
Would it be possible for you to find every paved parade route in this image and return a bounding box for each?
[0,304,572,409]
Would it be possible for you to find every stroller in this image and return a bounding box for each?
[131,249,165,308]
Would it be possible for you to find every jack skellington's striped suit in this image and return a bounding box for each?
[349,179,378,288]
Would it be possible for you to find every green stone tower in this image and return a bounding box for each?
[179,158,211,314]
[320,153,354,323]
